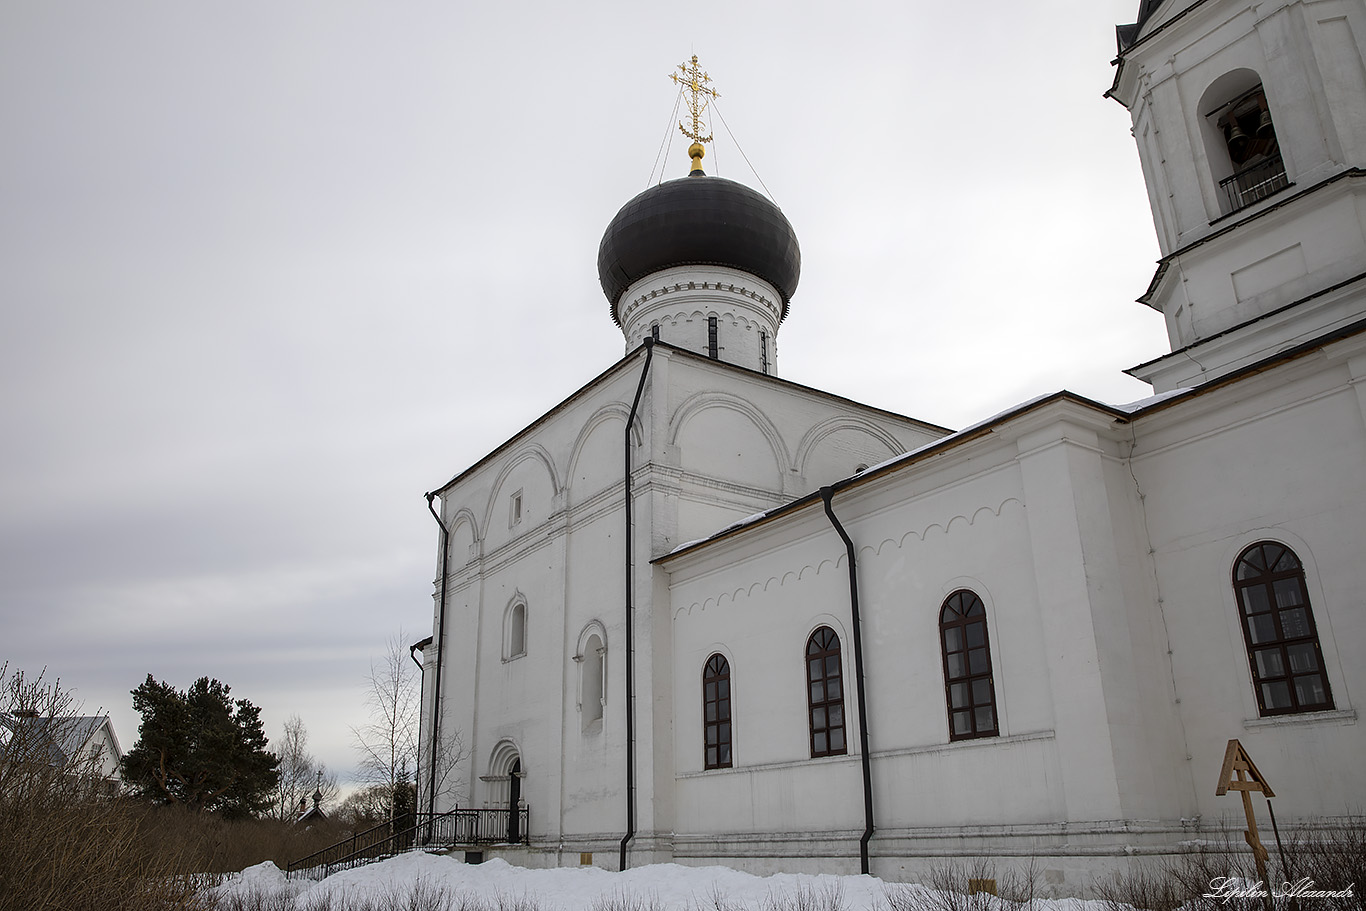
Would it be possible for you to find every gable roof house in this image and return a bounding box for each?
[1,712,124,792]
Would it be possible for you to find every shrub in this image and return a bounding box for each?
[0,664,203,911]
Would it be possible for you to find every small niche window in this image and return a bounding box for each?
[651,324,660,342]
[806,627,847,757]
[1205,81,1288,214]
[707,316,719,359]
[1234,542,1333,716]
[509,490,523,527]
[576,626,606,734]
[503,598,527,661]
[702,654,732,769]
[939,590,999,740]
[759,330,769,374]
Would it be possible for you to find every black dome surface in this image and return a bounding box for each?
[598,174,801,323]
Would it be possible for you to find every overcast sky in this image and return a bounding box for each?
[1,0,1166,787]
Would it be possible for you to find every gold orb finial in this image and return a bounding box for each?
[671,55,719,174]
[688,142,706,174]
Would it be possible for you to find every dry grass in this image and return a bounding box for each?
[762,882,848,911]
[1095,821,1365,911]
[883,858,1038,911]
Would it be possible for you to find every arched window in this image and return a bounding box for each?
[1234,542,1333,716]
[576,626,606,734]
[503,597,526,661]
[940,590,998,740]
[806,627,846,758]
[702,654,732,770]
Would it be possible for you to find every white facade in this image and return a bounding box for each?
[421,0,1366,892]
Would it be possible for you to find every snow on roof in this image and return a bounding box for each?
[1115,386,1195,413]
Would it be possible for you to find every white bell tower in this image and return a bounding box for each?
[1108,0,1366,392]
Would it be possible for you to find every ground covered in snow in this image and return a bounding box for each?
[214,853,1116,911]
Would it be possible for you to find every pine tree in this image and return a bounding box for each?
[121,675,280,818]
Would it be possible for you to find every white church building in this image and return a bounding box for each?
[417,0,1366,890]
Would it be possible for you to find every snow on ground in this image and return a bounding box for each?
[215,853,1118,911]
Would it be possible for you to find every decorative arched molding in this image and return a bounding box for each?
[487,738,522,779]
[879,499,1025,558]
[618,276,784,329]
[648,307,769,334]
[480,738,523,811]
[672,498,1024,618]
[794,417,904,476]
[566,403,643,502]
[446,506,480,568]
[575,619,608,658]
[482,443,561,537]
[502,591,528,661]
[938,576,998,619]
[667,390,790,486]
[804,614,850,649]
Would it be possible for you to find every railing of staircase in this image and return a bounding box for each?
[286,807,530,880]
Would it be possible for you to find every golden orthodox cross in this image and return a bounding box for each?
[671,55,719,145]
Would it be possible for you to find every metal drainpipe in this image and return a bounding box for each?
[619,337,655,871]
[425,493,451,819]
[819,486,875,875]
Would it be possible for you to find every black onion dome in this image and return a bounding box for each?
[598,173,801,324]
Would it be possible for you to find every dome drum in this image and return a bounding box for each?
[619,265,783,372]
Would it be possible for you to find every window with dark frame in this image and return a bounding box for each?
[651,324,660,342]
[760,330,769,374]
[708,316,718,359]
[1234,542,1333,716]
[806,627,847,757]
[702,653,732,769]
[939,590,999,740]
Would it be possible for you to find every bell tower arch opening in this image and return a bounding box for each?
[1199,69,1288,215]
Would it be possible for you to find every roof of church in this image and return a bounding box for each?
[660,316,1366,564]
[429,341,948,497]
[1116,0,1167,52]
[597,173,801,324]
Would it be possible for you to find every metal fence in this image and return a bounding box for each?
[1219,153,1290,214]
[286,807,530,881]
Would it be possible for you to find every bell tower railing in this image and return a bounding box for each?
[1218,151,1290,215]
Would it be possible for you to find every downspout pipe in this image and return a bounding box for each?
[820,486,874,875]
[409,638,430,671]
[620,337,655,871]
[424,492,451,819]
